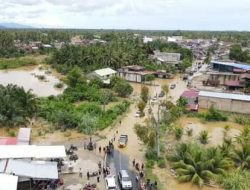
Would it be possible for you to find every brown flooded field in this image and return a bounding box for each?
[177,116,243,146]
[0,65,65,97]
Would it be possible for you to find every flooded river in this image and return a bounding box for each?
[0,66,65,97]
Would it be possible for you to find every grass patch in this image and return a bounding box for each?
[0,57,37,69]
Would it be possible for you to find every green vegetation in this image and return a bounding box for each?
[54,82,64,89]
[198,130,209,144]
[219,170,250,190]
[167,124,250,188]
[0,84,37,126]
[174,127,183,140]
[168,143,231,188]
[0,57,36,69]
[111,76,133,98]
[38,98,130,131]
[199,106,228,122]
[140,86,149,103]
[229,44,250,63]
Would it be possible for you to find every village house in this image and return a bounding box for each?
[118,65,155,83]
[152,50,181,66]
[198,91,250,114]
[180,89,199,111]
[90,68,117,84]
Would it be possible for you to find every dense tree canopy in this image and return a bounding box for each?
[0,84,37,126]
[229,45,250,63]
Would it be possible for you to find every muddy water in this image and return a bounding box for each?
[0,66,65,97]
[178,116,243,146]
[130,76,188,103]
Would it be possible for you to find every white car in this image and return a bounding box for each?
[105,175,117,190]
[150,97,158,103]
[134,111,140,117]
[118,170,133,190]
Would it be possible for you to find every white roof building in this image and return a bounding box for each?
[0,174,18,190]
[92,68,117,84]
[0,145,66,159]
[0,160,58,179]
[199,91,250,102]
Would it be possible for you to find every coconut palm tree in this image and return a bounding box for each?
[231,142,250,169]
[169,143,230,188]
[198,130,210,144]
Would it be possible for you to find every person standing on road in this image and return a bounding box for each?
[97,176,100,183]
[99,146,101,153]
[79,168,82,178]
[87,171,90,180]
[132,159,135,167]
[141,163,144,170]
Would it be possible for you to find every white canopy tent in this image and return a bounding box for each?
[0,145,66,159]
[0,174,18,190]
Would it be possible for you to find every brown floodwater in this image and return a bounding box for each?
[178,116,243,146]
[130,76,188,103]
[0,66,65,97]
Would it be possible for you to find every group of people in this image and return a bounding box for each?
[132,159,145,178]
[132,159,158,190]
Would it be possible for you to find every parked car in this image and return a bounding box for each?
[158,91,165,97]
[118,170,133,190]
[134,111,140,117]
[118,135,128,148]
[105,176,117,190]
[170,84,176,89]
[150,97,158,103]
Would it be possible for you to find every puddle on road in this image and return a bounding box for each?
[0,66,65,97]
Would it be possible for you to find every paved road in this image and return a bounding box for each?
[106,150,139,190]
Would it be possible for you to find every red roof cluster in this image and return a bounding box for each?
[181,89,199,99]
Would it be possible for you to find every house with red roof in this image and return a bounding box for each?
[180,89,199,111]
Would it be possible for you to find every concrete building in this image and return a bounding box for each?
[198,91,250,114]
[118,65,155,83]
[152,50,181,65]
[211,60,250,73]
[90,68,117,84]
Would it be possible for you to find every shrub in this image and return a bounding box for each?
[200,106,228,122]
[174,127,183,140]
[198,130,209,144]
[186,128,193,137]
[54,82,64,88]
[146,160,155,169]
[8,130,16,137]
[145,149,158,161]
[36,75,46,80]
[157,158,166,168]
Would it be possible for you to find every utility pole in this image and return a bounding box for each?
[156,104,160,158]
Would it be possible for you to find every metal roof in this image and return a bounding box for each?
[211,60,250,71]
[94,68,117,77]
[199,91,250,102]
[0,160,58,179]
[0,174,18,190]
[0,145,66,159]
